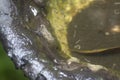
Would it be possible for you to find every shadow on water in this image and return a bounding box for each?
[67,0,120,73]
[72,48,120,72]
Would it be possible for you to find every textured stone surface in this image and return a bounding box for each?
[0,0,119,80]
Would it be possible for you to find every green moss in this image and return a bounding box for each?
[0,42,28,80]
[46,0,94,61]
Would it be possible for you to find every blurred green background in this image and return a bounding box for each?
[0,42,28,80]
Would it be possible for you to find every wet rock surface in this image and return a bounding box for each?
[0,0,120,80]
